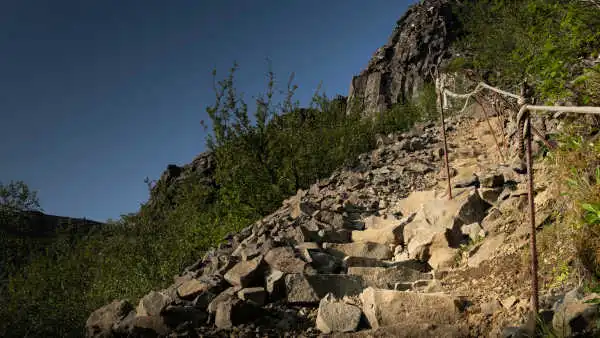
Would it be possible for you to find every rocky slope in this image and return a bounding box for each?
[85,107,600,337]
[85,1,600,336]
[347,0,459,115]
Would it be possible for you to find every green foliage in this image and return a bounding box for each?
[550,125,600,281]
[550,259,572,288]
[450,0,600,103]
[0,180,42,233]
[0,181,43,292]
[203,63,421,224]
[573,64,600,105]
[0,180,41,213]
[582,202,600,225]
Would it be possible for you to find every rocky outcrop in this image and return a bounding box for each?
[157,151,216,188]
[145,151,217,211]
[347,0,460,115]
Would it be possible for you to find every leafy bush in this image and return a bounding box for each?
[0,181,43,290]
[202,63,426,224]
[450,0,600,103]
[549,125,600,280]
[573,64,600,105]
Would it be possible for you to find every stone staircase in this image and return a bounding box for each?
[85,114,600,337]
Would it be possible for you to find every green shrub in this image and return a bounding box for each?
[550,126,600,280]
[450,0,600,103]
[573,64,600,105]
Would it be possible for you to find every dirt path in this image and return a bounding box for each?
[431,113,574,336]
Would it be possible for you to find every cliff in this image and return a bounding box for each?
[347,0,460,115]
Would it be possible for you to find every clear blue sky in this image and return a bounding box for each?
[0,0,413,222]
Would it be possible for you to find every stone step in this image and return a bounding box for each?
[359,287,464,330]
[346,263,432,289]
[323,242,393,260]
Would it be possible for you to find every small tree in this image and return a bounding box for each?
[0,180,41,213]
[0,180,42,233]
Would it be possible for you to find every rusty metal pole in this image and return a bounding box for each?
[437,82,453,200]
[520,80,539,321]
[526,108,540,320]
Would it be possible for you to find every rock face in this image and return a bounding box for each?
[145,151,217,211]
[347,0,460,115]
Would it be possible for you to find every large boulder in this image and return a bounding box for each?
[553,288,600,337]
[307,250,344,274]
[351,214,413,245]
[85,300,134,338]
[214,295,261,329]
[135,291,172,317]
[285,274,365,304]
[264,246,307,273]
[427,232,459,271]
[394,190,437,216]
[359,287,462,330]
[176,275,225,300]
[467,233,506,268]
[223,255,266,287]
[237,287,267,306]
[264,268,286,298]
[324,242,393,260]
[347,262,432,289]
[316,294,363,333]
[403,188,489,260]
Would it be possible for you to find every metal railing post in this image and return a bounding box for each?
[526,109,540,318]
[437,76,453,200]
[519,80,539,322]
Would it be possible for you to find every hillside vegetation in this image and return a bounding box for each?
[449,0,600,104]
[1,0,600,336]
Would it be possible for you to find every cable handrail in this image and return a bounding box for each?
[436,76,600,321]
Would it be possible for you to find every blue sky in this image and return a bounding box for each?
[0,0,413,222]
